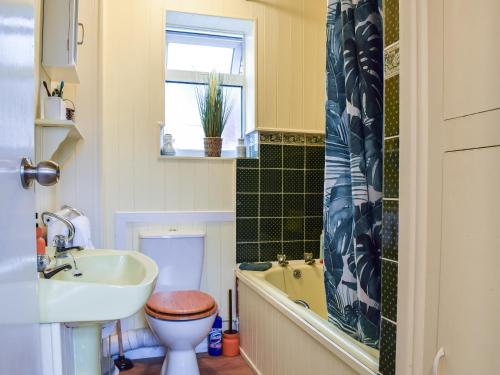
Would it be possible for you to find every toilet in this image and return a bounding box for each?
[140,231,217,375]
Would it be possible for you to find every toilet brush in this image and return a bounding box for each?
[114,320,134,371]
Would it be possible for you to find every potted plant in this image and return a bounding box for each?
[196,72,232,157]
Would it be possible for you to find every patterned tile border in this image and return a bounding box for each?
[283,132,306,145]
[245,130,325,147]
[259,131,283,144]
[384,42,399,79]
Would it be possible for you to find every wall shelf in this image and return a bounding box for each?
[35,119,84,165]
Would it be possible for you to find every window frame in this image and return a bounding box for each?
[161,25,248,157]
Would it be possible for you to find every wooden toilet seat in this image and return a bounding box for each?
[145,290,217,321]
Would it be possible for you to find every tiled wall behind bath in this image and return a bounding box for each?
[236,131,325,263]
[379,0,399,374]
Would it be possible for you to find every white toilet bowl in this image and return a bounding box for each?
[145,290,217,375]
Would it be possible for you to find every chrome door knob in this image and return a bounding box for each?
[20,157,60,188]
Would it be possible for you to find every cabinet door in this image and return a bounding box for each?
[438,147,500,374]
[42,0,71,66]
[443,0,500,119]
[42,0,79,82]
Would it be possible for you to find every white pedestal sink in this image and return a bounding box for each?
[39,248,158,375]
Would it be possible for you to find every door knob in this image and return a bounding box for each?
[20,157,60,189]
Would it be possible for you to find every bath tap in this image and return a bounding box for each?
[42,263,72,279]
[277,254,289,266]
[304,252,315,265]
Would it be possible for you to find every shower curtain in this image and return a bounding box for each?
[323,0,383,348]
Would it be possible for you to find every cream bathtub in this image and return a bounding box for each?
[236,261,378,375]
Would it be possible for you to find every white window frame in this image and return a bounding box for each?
[163,11,255,158]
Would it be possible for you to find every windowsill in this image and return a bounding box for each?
[158,155,257,161]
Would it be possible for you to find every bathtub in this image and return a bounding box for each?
[236,261,379,375]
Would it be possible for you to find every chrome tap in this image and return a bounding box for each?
[304,252,315,265]
[41,211,75,242]
[53,234,83,257]
[277,254,289,266]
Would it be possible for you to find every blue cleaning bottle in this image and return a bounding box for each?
[208,314,222,356]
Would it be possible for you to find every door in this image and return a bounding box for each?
[420,0,500,373]
[0,1,42,373]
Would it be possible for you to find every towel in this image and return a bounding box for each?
[239,262,272,271]
[71,215,95,249]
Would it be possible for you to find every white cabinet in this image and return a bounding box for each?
[42,0,81,83]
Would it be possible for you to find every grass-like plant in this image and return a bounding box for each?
[196,72,232,137]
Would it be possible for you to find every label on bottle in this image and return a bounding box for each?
[209,328,222,349]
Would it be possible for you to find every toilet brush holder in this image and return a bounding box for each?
[222,331,239,357]
[222,289,240,357]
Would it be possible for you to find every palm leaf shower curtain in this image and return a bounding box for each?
[323,0,383,348]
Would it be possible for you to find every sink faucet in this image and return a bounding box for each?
[304,252,315,265]
[42,211,75,242]
[42,263,72,279]
[277,254,289,267]
[41,211,83,256]
[53,235,83,257]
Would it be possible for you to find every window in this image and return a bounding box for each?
[163,12,254,157]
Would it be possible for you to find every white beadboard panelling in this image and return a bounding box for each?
[238,282,367,375]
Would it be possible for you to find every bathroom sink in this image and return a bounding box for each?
[39,248,158,323]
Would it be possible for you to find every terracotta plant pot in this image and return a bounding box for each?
[204,137,223,157]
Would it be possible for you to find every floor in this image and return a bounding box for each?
[121,354,254,375]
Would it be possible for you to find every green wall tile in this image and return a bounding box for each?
[283,146,305,169]
[382,199,399,260]
[260,169,282,193]
[305,194,323,216]
[283,217,304,241]
[237,168,259,192]
[305,146,325,169]
[283,194,304,217]
[384,75,400,137]
[381,260,398,322]
[236,158,259,168]
[305,216,323,241]
[305,240,321,258]
[306,170,324,193]
[383,138,399,198]
[260,242,282,261]
[283,169,305,193]
[236,243,259,263]
[260,193,282,217]
[236,218,258,242]
[260,144,282,168]
[379,319,397,375]
[384,0,399,46]
[283,241,304,260]
[236,193,259,218]
[260,218,282,241]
